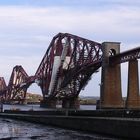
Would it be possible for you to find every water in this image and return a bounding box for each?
[0,105,121,139]
[3,104,96,111]
[80,105,96,110]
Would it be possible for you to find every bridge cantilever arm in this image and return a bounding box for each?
[109,46,140,65]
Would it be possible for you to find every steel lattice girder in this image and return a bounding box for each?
[109,47,140,65]
[2,33,140,103]
[7,65,29,102]
[0,77,7,101]
[35,33,102,99]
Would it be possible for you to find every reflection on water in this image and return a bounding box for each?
[0,118,120,140]
[3,104,96,111]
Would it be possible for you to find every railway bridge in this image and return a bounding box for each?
[0,33,140,109]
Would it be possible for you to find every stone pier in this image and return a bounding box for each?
[40,98,57,108]
[126,59,140,108]
[62,98,80,109]
[100,42,124,109]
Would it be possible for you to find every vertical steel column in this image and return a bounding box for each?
[100,42,124,109]
[126,59,140,108]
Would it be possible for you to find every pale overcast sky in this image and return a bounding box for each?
[0,0,140,96]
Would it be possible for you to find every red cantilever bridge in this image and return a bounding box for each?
[0,33,140,109]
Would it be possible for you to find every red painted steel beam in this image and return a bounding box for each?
[35,33,102,99]
[0,77,7,101]
[109,47,140,65]
[0,33,103,102]
[7,65,29,103]
[0,77,6,91]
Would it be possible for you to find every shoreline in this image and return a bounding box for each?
[1,109,140,139]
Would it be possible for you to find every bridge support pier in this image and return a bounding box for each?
[62,98,80,109]
[62,99,70,108]
[40,98,57,108]
[20,100,27,105]
[100,42,124,109]
[126,60,140,109]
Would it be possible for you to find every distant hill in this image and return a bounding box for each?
[80,96,99,100]
[26,92,42,103]
[25,93,99,105]
[79,96,99,105]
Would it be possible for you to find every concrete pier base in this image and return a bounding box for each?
[40,98,57,108]
[70,98,80,109]
[62,98,80,109]
[62,99,70,108]
[21,100,27,105]
[126,60,140,109]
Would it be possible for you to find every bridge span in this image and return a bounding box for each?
[0,33,140,109]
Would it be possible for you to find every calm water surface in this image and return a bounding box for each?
[3,104,96,111]
[0,105,121,140]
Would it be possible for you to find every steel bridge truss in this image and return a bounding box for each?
[109,47,140,65]
[0,77,7,101]
[35,33,102,100]
[6,65,29,103]
[0,33,140,103]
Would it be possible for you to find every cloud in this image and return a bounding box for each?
[0,4,139,96]
[1,0,140,9]
[0,5,139,44]
[0,55,42,85]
